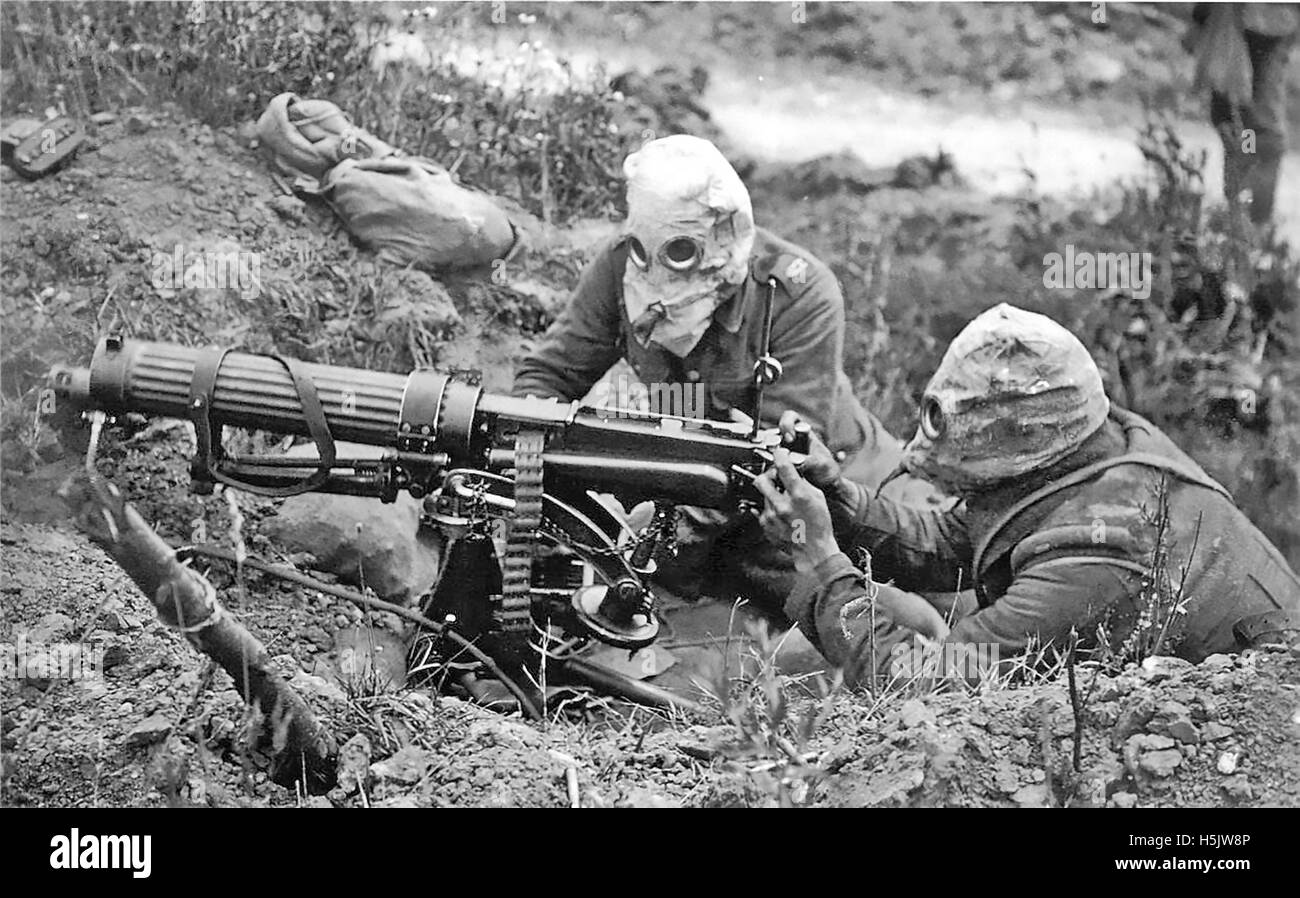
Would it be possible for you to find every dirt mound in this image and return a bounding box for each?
[0,520,289,808]
[816,653,1300,808]
[751,149,961,201]
[609,65,755,178]
[5,470,1296,809]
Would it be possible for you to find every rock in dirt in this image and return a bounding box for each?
[1165,719,1200,744]
[267,193,307,222]
[1110,791,1139,809]
[818,741,858,775]
[1150,700,1199,744]
[376,795,422,808]
[264,444,443,602]
[331,733,373,798]
[126,713,172,747]
[1123,733,1180,779]
[1139,748,1183,778]
[833,763,927,808]
[993,760,1022,795]
[1221,775,1253,802]
[618,788,681,808]
[1112,693,1157,743]
[468,715,544,750]
[1011,783,1050,807]
[899,698,936,728]
[97,607,137,633]
[1201,653,1233,671]
[1130,733,1175,752]
[369,745,436,786]
[288,668,348,706]
[1202,722,1234,741]
[30,612,75,643]
[1141,656,1193,683]
[1092,676,1130,703]
[1076,757,1126,808]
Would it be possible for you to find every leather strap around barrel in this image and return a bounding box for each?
[188,346,336,497]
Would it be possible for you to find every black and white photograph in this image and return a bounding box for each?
[0,0,1297,848]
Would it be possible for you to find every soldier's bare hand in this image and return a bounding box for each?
[777,411,841,488]
[754,448,840,573]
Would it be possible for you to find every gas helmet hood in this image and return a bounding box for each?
[901,303,1110,493]
[621,135,756,358]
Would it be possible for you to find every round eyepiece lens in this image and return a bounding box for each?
[628,237,649,270]
[661,237,701,270]
[921,396,945,439]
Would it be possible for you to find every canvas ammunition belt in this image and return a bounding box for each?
[499,429,545,635]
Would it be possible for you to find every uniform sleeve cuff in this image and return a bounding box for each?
[784,552,859,622]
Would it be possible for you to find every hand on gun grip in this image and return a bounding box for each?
[777,411,841,489]
[753,448,840,573]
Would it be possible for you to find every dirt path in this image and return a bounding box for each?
[703,65,1300,247]
[498,15,1299,246]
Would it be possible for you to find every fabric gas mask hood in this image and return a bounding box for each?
[621,135,756,358]
[900,303,1110,494]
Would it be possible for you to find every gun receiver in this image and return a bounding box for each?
[50,337,805,654]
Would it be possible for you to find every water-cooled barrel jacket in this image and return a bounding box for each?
[788,406,1300,669]
[511,228,874,458]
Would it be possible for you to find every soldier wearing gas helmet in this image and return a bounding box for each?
[513,135,919,612]
[754,304,1300,683]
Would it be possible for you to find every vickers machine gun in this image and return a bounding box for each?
[50,334,809,708]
